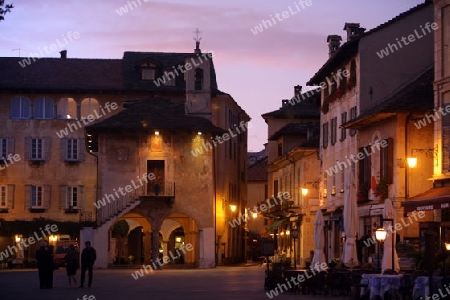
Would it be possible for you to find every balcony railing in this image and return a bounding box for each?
[96,181,175,226]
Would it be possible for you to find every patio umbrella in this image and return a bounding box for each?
[343,170,359,268]
[310,209,327,271]
[382,199,400,273]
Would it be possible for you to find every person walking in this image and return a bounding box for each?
[64,244,79,288]
[79,241,96,288]
[36,242,54,289]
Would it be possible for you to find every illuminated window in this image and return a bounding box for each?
[57,97,77,119]
[80,98,99,119]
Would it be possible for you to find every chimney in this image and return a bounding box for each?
[294,85,302,96]
[343,23,366,41]
[60,50,67,59]
[327,35,342,57]
[282,99,289,107]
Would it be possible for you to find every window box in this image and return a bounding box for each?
[30,160,45,165]
[29,208,46,213]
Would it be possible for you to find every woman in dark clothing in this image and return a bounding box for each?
[64,244,79,288]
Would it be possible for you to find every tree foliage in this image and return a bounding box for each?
[0,1,13,21]
[112,219,129,237]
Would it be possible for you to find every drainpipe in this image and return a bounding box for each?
[405,113,410,201]
[213,142,217,267]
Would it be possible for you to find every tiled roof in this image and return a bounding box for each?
[307,1,431,85]
[247,156,267,181]
[86,96,225,133]
[0,57,123,91]
[0,51,218,92]
[342,66,433,129]
[269,123,319,140]
[261,90,320,120]
[122,51,218,91]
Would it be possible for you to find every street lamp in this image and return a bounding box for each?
[376,220,395,273]
[406,157,417,169]
[301,188,309,196]
[230,204,237,212]
[291,222,299,270]
[375,227,387,272]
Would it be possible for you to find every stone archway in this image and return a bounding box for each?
[110,214,151,265]
[164,213,199,266]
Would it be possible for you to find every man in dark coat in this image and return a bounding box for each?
[79,241,96,288]
[36,242,54,289]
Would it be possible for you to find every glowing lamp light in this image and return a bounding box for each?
[49,235,58,243]
[375,228,387,242]
[407,157,417,168]
[175,237,182,243]
[197,131,202,135]
[280,231,284,236]
[15,235,21,243]
[301,188,309,196]
[154,131,160,136]
[252,212,258,218]
[230,204,237,212]
[445,242,450,251]
[285,230,290,236]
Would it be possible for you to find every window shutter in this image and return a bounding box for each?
[380,138,394,184]
[6,184,14,208]
[44,137,51,160]
[59,185,67,209]
[60,138,67,161]
[25,137,31,160]
[7,138,15,155]
[79,185,85,209]
[44,185,51,209]
[79,138,85,161]
[25,185,31,208]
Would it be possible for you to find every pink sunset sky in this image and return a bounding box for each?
[0,0,424,151]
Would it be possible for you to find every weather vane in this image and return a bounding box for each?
[193,28,202,53]
[193,27,202,43]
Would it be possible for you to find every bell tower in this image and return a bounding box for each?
[185,28,212,120]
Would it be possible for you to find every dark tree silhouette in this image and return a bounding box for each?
[112,220,129,264]
[0,1,13,21]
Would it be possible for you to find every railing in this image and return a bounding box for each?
[96,181,176,226]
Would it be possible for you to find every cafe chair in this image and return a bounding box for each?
[350,274,369,300]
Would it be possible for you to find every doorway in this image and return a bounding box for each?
[147,160,164,195]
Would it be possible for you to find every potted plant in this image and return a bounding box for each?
[375,179,389,200]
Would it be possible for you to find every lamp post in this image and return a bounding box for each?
[376,220,395,273]
[375,227,387,273]
[230,203,237,262]
[291,221,299,270]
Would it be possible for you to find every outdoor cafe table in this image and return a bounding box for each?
[360,274,403,300]
[412,276,442,300]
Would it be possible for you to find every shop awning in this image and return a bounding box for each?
[403,187,450,213]
[265,218,288,231]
